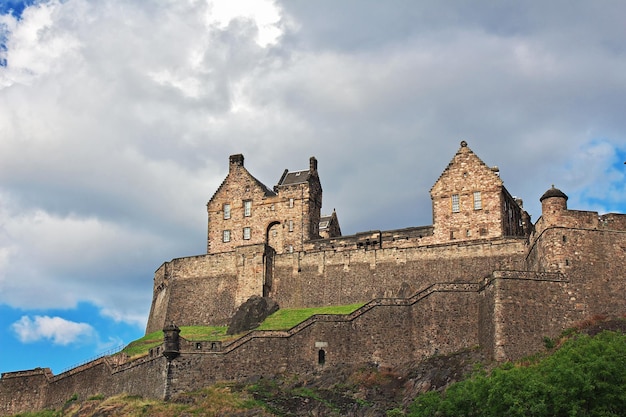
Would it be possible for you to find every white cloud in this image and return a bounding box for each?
[11,315,96,345]
[0,0,625,333]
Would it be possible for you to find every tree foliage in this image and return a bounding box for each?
[406,331,626,417]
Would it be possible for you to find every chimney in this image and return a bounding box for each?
[229,154,244,172]
[309,156,318,172]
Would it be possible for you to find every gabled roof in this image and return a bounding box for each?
[430,140,503,193]
[253,175,277,197]
[208,155,276,204]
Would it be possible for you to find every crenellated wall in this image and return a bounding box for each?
[3,142,626,416]
[3,217,626,417]
[147,235,528,331]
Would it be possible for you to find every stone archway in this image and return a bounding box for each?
[266,221,282,252]
[264,221,281,298]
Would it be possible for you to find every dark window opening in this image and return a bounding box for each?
[196,342,202,350]
[318,349,326,366]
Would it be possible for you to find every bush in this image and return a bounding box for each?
[406,331,626,417]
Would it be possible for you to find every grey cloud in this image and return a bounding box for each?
[1,0,625,322]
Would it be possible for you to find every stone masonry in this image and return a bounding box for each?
[2,141,625,416]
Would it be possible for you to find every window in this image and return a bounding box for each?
[288,220,294,232]
[243,227,251,240]
[223,203,231,219]
[451,194,460,213]
[223,230,231,242]
[244,200,251,217]
[473,192,482,210]
[289,198,294,208]
[318,349,326,366]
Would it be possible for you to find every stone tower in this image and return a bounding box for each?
[206,155,325,255]
[429,141,528,243]
[539,185,568,226]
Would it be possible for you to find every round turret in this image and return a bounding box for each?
[540,185,568,223]
[163,323,181,361]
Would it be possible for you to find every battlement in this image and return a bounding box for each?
[3,141,625,416]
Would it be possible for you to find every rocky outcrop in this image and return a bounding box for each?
[227,296,279,335]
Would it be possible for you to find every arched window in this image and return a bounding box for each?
[318,349,326,366]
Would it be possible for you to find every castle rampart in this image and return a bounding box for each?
[3,142,626,416]
[147,234,528,332]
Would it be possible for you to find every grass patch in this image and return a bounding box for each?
[256,303,365,330]
[120,330,164,357]
[119,303,365,358]
[180,325,229,340]
[120,326,230,358]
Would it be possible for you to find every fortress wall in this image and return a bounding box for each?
[165,288,482,398]
[526,225,626,317]
[600,213,626,229]
[478,281,496,360]
[490,277,574,362]
[0,369,51,415]
[162,274,238,328]
[146,264,170,334]
[44,360,114,410]
[307,227,435,252]
[271,239,526,309]
[146,252,241,332]
[0,356,168,416]
[150,237,527,330]
[108,356,167,400]
[559,228,626,317]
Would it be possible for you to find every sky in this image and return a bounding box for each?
[0,0,625,375]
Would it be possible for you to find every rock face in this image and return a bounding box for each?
[227,296,279,335]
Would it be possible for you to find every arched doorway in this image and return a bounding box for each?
[264,221,281,298]
[266,221,282,252]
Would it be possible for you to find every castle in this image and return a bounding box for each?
[2,141,625,415]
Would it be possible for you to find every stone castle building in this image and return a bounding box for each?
[2,141,625,416]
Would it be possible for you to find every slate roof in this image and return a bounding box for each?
[319,214,332,229]
[540,185,568,202]
[277,169,311,186]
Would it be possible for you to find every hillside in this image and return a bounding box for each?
[14,318,626,417]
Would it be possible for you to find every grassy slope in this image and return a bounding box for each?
[121,303,364,358]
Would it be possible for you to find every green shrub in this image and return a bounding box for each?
[406,331,626,417]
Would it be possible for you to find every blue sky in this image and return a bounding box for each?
[1,0,625,375]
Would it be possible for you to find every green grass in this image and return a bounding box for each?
[256,302,365,330]
[120,326,229,357]
[119,303,365,358]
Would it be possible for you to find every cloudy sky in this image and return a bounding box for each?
[1,0,625,374]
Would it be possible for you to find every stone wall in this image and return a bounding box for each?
[0,356,168,416]
[148,235,527,331]
[0,369,50,415]
[147,244,270,332]
[164,283,483,397]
